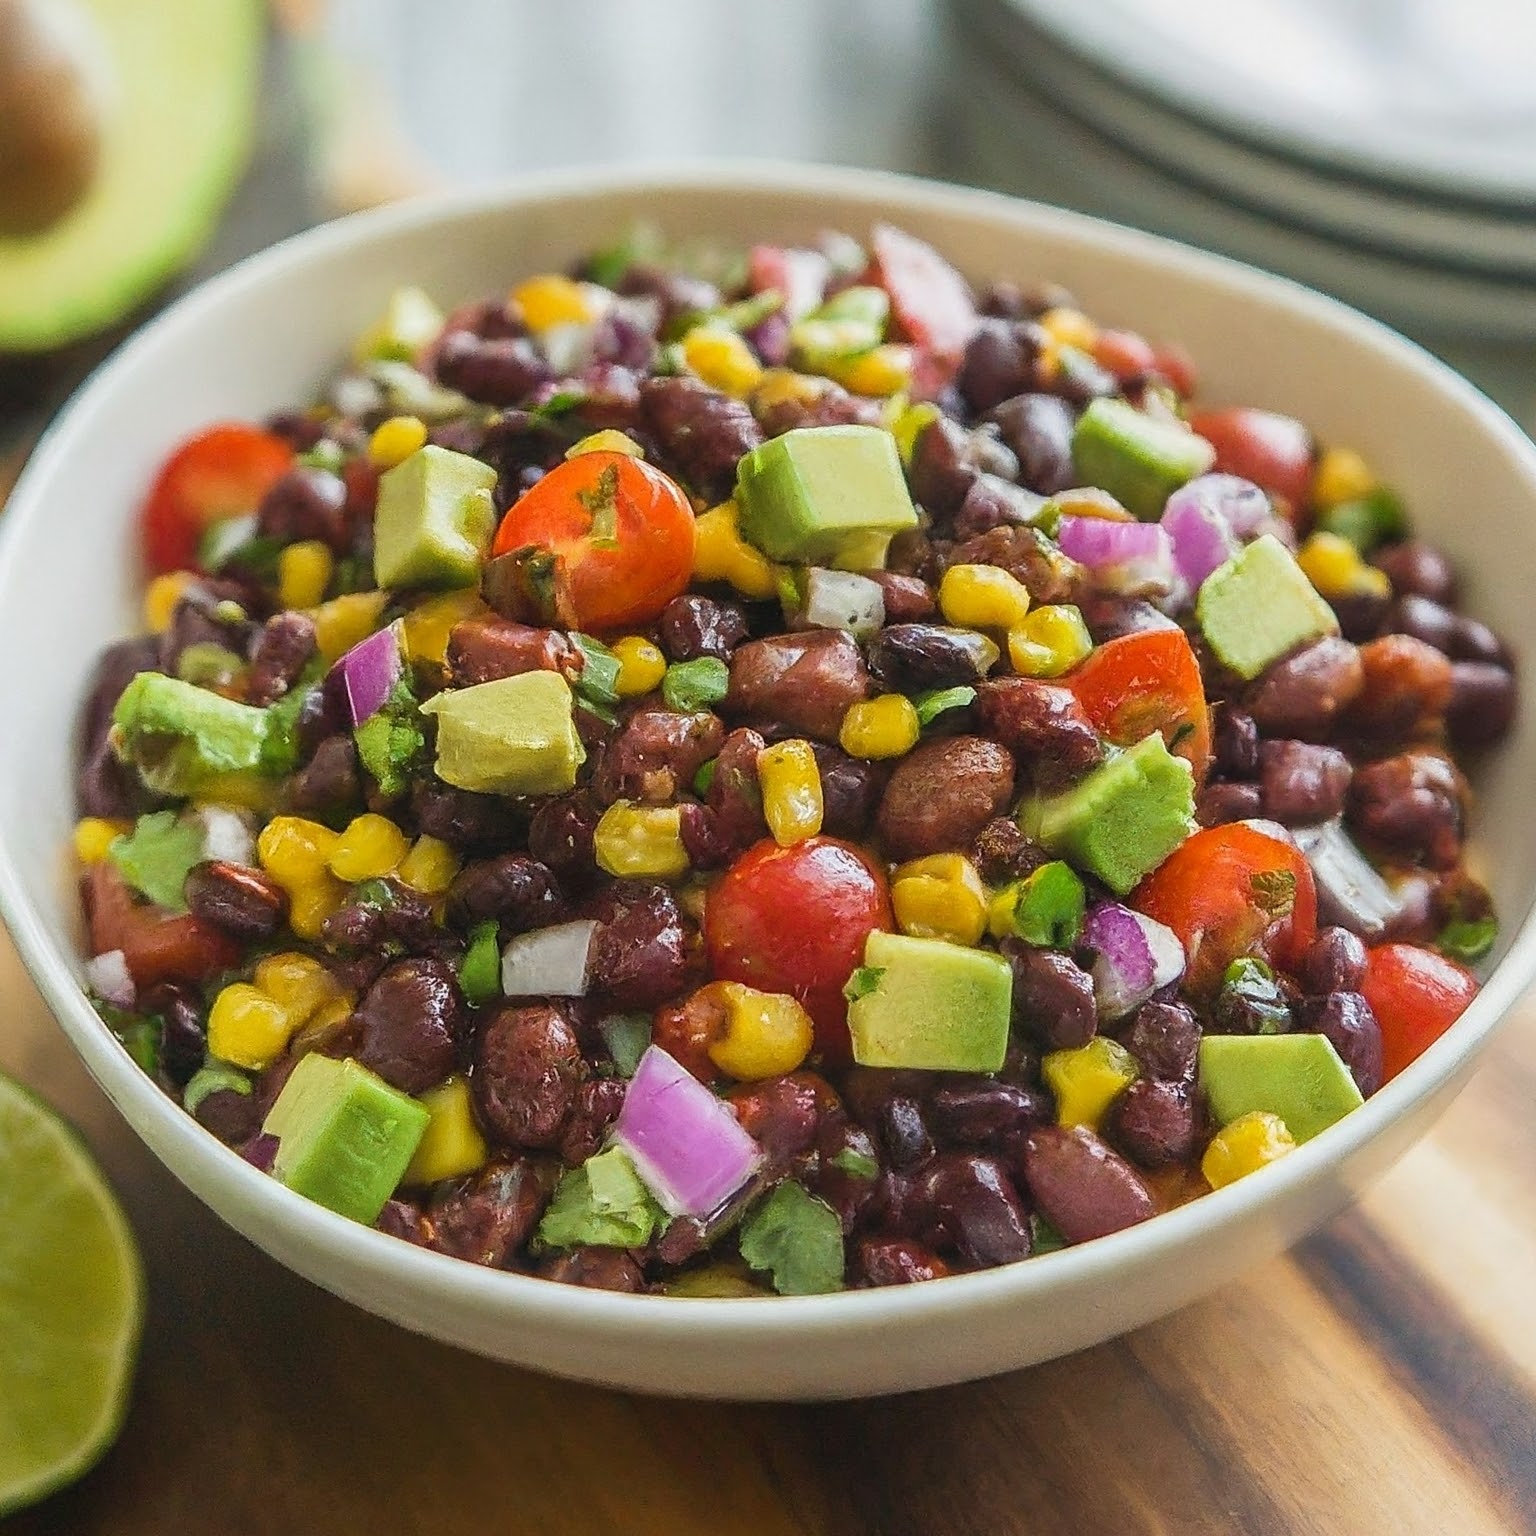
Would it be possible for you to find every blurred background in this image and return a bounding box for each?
[3,0,1536,440]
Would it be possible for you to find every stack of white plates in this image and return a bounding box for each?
[943,0,1536,353]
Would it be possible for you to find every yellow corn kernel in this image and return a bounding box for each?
[74,817,129,864]
[368,414,429,469]
[406,1076,490,1184]
[1008,603,1094,678]
[1037,306,1100,353]
[610,635,668,697]
[291,994,355,1055]
[890,399,940,465]
[511,274,604,332]
[258,816,341,889]
[1050,486,1133,522]
[750,368,823,412]
[401,588,486,668]
[829,343,912,398]
[839,694,921,761]
[890,853,988,946]
[189,771,279,814]
[143,571,193,634]
[1043,1037,1139,1131]
[692,502,779,600]
[309,589,389,665]
[287,878,349,942]
[252,952,341,1025]
[1296,531,1391,601]
[566,428,645,460]
[207,983,295,1071]
[278,540,335,611]
[758,739,824,847]
[593,801,690,879]
[1202,1110,1297,1190]
[1312,446,1376,510]
[683,327,764,397]
[708,984,815,1080]
[397,835,460,895]
[328,813,410,883]
[939,563,1032,630]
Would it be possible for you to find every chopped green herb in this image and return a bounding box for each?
[95,1003,162,1076]
[571,633,622,708]
[662,656,730,713]
[599,1013,652,1077]
[1030,1212,1067,1255]
[328,552,374,596]
[197,514,256,572]
[535,1147,663,1249]
[481,545,574,628]
[1438,915,1497,964]
[107,811,204,911]
[738,1181,845,1296]
[692,757,718,797]
[1215,955,1291,1035]
[842,966,885,1003]
[830,1145,879,1181]
[260,675,323,777]
[459,921,503,1006]
[297,439,345,475]
[1317,487,1407,553]
[527,388,587,422]
[576,462,622,548]
[348,878,398,912]
[913,686,976,726]
[183,1060,252,1116]
[1006,861,1086,948]
[1250,869,1297,920]
[354,677,426,798]
[584,220,664,289]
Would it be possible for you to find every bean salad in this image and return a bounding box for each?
[75,223,1515,1295]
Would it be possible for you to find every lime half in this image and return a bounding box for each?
[0,1074,144,1515]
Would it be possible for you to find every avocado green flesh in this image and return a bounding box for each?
[111,672,269,795]
[420,670,586,796]
[735,425,918,564]
[373,446,498,591]
[1070,397,1215,520]
[0,0,264,352]
[1018,733,1196,896]
[847,931,1012,1072]
[1196,533,1340,682]
[1198,1033,1364,1144]
[263,1055,429,1226]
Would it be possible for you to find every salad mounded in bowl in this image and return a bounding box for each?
[73,222,1514,1297]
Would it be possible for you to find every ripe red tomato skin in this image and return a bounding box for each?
[1361,942,1479,1083]
[703,837,893,1062]
[1187,407,1314,511]
[82,863,241,989]
[869,224,978,364]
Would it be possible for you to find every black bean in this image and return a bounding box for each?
[985,393,1077,495]
[857,1237,951,1285]
[724,631,871,741]
[1003,940,1098,1051]
[473,1003,583,1149]
[1446,661,1517,747]
[583,882,690,1011]
[727,1074,825,1174]
[1118,1000,1201,1082]
[411,780,524,852]
[704,728,769,853]
[615,262,720,329]
[877,736,1015,860]
[434,330,550,406]
[77,741,157,820]
[352,957,464,1095]
[558,1077,628,1165]
[158,582,256,676]
[949,523,1079,605]
[138,982,206,1087]
[908,1153,1033,1267]
[1448,616,1512,667]
[863,571,935,624]
[971,816,1047,883]
[287,735,361,816]
[184,861,288,940]
[1370,540,1456,603]
[876,1097,934,1171]
[639,375,763,503]
[1078,595,1180,644]
[956,319,1046,414]
[950,473,1047,541]
[538,1248,647,1292]
[1296,992,1383,1097]
[193,1087,261,1145]
[906,415,978,520]
[1105,1078,1198,1169]
[657,593,750,662]
[1299,927,1369,995]
[1213,704,1260,778]
[927,1079,1051,1151]
[1196,780,1263,829]
[974,677,1104,788]
[527,790,602,886]
[1347,751,1465,869]
[446,853,564,934]
[809,744,884,838]
[1385,594,1458,655]
[421,1158,549,1266]
[320,878,439,956]
[1246,638,1364,742]
[246,612,318,707]
[255,466,350,551]
[593,708,724,805]
[79,635,161,759]
[1259,739,1352,824]
[587,308,657,374]
[869,624,996,692]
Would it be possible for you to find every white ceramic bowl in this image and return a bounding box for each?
[4,164,1535,1401]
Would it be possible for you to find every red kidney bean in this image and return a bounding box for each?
[526,789,602,885]
[158,581,257,676]
[1299,926,1369,994]
[752,376,881,437]
[446,853,563,934]
[956,318,1047,414]
[1297,991,1383,1097]
[287,735,361,817]
[353,957,465,1094]
[1212,704,1260,778]
[583,882,691,1011]
[1369,540,1456,604]
[927,1079,1052,1151]
[876,735,1014,860]
[246,612,318,707]
[810,743,885,839]
[726,1073,824,1173]
[138,981,206,1086]
[985,392,1078,495]
[435,330,550,406]
[1446,661,1517,747]
[862,571,936,624]
[639,375,763,503]
[320,878,440,956]
[1350,635,1454,742]
[1078,595,1180,644]
[193,1087,261,1145]
[949,524,1080,605]
[593,707,724,805]
[1020,1125,1156,1244]
[183,860,288,940]
[1347,750,1466,869]
[1385,594,1458,655]
[537,1247,647,1292]
[256,465,350,550]
[657,593,751,663]
[971,816,1047,883]
[975,677,1104,788]
[421,1157,549,1266]
[907,1153,1034,1267]
[446,617,583,687]
[1003,940,1098,1051]
[557,1077,628,1165]
[1116,1000,1201,1083]
[724,630,871,741]
[473,1003,583,1148]
[411,781,526,852]
[857,1236,953,1285]
[1105,1078,1198,1169]
[813,1116,882,1233]
[1246,638,1364,741]
[1196,780,1264,828]
[1258,739,1352,824]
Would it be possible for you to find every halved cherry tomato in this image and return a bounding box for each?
[1187,407,1314,512]
[1091,329,1156,383]
[1361,942,1478,1083]
[869,224,978,365]
[490,450,695,631]
[1131,822,1316,997]
[703,836,893,1061]
[1066,629,1212,784]
[82,863,241,989]
[139,423,294,575]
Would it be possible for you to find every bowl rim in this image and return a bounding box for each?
[6,157,1536,1336]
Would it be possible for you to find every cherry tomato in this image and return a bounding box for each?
[1131,822,1316,997]
[491,450,695,631]
[139,423,293,575]
[1187,407,1314,512]
[1066,629,1212,784]
[703,836,893,1061]
[869,223,978,365]
[1091,329,1156,383]
[82,863,241,989]
[1361,942,1478,1083]
[1149,343,1198,399]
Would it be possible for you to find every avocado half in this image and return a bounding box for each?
[0,0,264,353]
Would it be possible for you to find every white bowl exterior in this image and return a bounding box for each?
[4,164,1536,1400]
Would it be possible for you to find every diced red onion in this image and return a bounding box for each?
[500,919,598,998]
[329,372,384,418]
[1291,819,1405,940]
[328,621,403,728]
[193,805,256,866]
[614,1045,762,1217]
[85,949,135,1009]
[1162,485,1240,589]
[1056,516,1179,598]
[1173,472,1272,539]
[1084,902,1185,1020]
[801,568,886,638]
[540,321,597,377]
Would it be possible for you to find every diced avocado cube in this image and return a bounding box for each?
[735,425,918,564]
[1197,533,1339,681]
[1071,397,1216,520]
[373,445,498,591]
[1018,733,1195,896]
[419,670,585,796]
[111,672,271,796]
[356,285,445,363]
[1198,1032,1364,1144]
[262,1054,429,1225]
[847,931,1012,1073]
